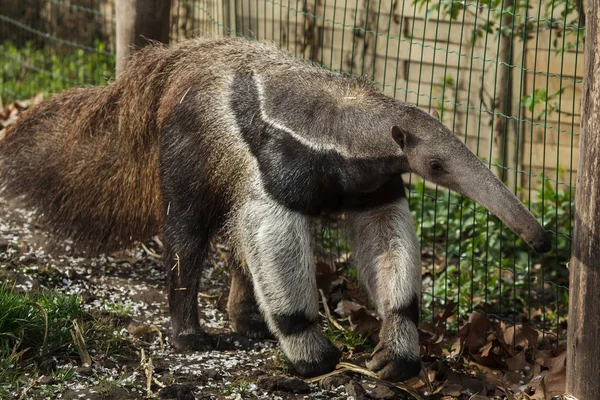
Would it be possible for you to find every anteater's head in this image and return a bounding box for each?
[392,108,551,254]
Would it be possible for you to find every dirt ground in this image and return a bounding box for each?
[0,187,568,400]
[1,196,432,400]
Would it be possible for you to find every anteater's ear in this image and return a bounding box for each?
[431,109,440,120]
[391,126,409,151]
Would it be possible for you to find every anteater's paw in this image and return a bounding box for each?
[290,340,342,378]
[366,344,421,382]
[171,331,216,352]
[230,312,273,339]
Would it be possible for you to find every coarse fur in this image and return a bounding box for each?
[0,36,551,381]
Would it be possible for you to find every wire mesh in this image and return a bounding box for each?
[0,0,583,341]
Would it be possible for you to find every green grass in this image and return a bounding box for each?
[0,282,83,365]
[0,282,82,394]
[271,348,290,375]
[1,41,115,105]
[0,282,135,398]
[224,379,251,396]
[326,322,370,352]
[100,300,132,318]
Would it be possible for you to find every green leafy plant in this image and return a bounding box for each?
[412,0,582,45]
[409,179,573,328]
[410,0,583,120]
[224,379,251,396]
[521,88,566,120]
[1,41,115,104]
[326,322,370,351]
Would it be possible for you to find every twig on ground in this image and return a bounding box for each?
[198,292,219,299]
[307,361,425,400]
[152,236,164,248]
[420,368,434,393]
[70,320,92,367]
[8,330,29,363]
[141,348,154,398]
[17,376,40,400]
[129,323,164,349]
[318,288,346,332]
[141,242,162,259]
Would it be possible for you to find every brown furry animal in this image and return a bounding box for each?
[0,66,165,251]
[0,36,550,381]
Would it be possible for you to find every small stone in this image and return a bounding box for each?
[345,380,368,400]
[38,358,57,373]
[17,255,37,265]
[257,375,311,393]
[320,373,352,390]
[38,375,56,385]
[76,366,93,376]
[159,384,195,400]
[248,369,267,377]
[103,359,116,369]
[204,368,223,380]
[368,383,396,400]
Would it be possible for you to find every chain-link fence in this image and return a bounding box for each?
[0,0,583,342]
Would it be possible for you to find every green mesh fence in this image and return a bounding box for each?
[1,0,584,341]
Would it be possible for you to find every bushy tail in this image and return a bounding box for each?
[0,46,175,252]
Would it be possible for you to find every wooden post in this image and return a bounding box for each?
[492,0,514,185]
[116,0,171,76]
[566,0,600,399]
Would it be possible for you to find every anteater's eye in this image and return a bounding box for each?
[430,161,444,172]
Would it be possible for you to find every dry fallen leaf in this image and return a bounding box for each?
[480,341,494,357]
[315,261,334,294]
[505,349,530,371]
[503,323,539,350]
[350,308,381,337]
[467,360,504,387]
[459,312,491,352]
[334,299,362,318]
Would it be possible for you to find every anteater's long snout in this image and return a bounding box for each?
[466,183,552,254]
[448,159,552,254]
[529,229,552,253]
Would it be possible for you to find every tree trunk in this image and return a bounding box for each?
[492,0,514,183]
[566,0,600,398]
[116,0,172,76]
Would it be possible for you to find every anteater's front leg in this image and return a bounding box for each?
[346,197,422,381]
[238,197,341,377]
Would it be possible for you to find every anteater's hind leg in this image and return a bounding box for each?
[159,122,227,351]
[227,261,272,339]
[163,203,216,351]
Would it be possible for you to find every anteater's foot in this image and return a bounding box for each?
[290,339,342,378]
[366,342,421,382]
[228,265,273,339]
[171,330,215,352]
[230,311,273,339]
